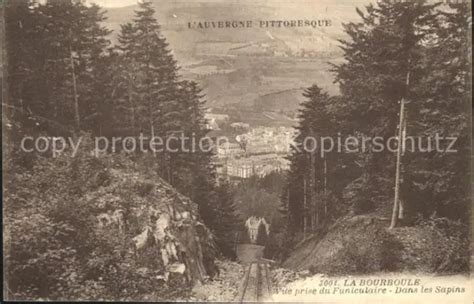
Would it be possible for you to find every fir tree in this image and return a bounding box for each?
[5,0,112,135]
[131,0,179,137]
[78,4,113,135]
[402,2,471,222]
[113,1,241,255]
[114,22,139,136]
[284,0,469,235]
[331,0,442,221]
[285,85,335,234]
[115,0,180,177]
[212,180,240,258]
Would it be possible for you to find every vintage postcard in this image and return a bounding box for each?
[2,0,472,302]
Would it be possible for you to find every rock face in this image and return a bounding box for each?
[88,168,217,285]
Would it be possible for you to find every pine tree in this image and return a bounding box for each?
[77,4,113,135]
[167,80,208,187]
[131,0,179,137]
[402,2,471,222]
[5,0,112,135]
[283,0,468,235]
[115,0,180,177]
[285,85,335,234]
[212,180,240,258]
[113,1,241,254]
[114,22,139,136]
[331,0,441,223]
[4,0,47,168]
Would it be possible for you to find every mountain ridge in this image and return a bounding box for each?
[102,1,362,114]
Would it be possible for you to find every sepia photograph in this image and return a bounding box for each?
[1,0,472,302]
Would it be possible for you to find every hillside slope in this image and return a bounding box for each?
[102,1,350,109]
[283,215,469,275]
[4,148,217,300]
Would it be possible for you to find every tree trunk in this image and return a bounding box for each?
[69,44,80,130]
[309,150,317,231]
[390,71,410,229]
[128,74,136,136]
[324,158,328,217]
[303,177,307,239]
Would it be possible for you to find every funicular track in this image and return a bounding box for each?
[237,262,272,302]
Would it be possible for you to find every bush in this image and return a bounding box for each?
[343,175,376,215]
[5,149,126,300]
[328,216,469,275]
[418,217,469,274]
[7,214,83,299]
[263,231,288,261]
[4,135,212,300]
[330,226,403,275]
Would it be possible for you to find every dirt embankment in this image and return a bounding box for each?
[282,214,468,275]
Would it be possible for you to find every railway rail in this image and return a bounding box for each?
[237,262,273,302]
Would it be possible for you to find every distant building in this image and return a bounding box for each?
[225,153,289,179]
[213,157,228,176]
[212,126,294,179]
[204,113,229,131]
[245,142,274,155]
[230,122,250,130]
[217,142,245,157]
[227,161,253,178]
[245,216,270,244]
[205,113,229,122]
[205,118,220,130]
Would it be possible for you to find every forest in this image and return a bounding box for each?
[2,0,471,301]
[3,0,240,300]
[281,0,471,274]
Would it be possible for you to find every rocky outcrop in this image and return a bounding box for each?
[86,168,217,286]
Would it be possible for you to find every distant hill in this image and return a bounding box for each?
[103,1,355,58]
[253,88,306,112]
[102,0,368,115]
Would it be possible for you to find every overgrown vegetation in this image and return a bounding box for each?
[232,172,290,260]
[281,0,470,273]
[5,138,199,300]
[3,0,240,300]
